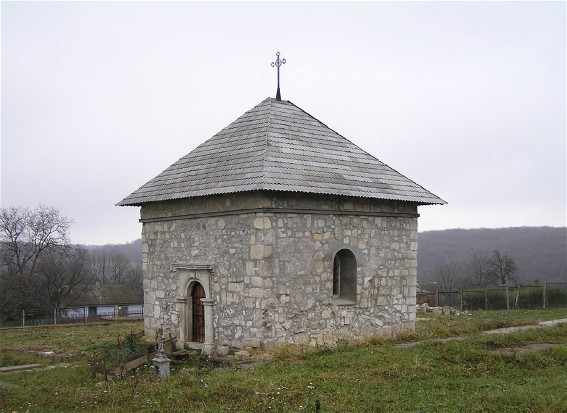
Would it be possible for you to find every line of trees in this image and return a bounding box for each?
[424,250,519,292]
[89,248,142,286]
[0,205,142,322]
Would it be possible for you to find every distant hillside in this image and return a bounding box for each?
[86,227,566,285]
[84,239,142,263]
[418,227,567,284]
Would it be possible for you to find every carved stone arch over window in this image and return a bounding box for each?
[333,249,357,303]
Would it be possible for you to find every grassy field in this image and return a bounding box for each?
[0,319,144,368]
[1,308,566,412]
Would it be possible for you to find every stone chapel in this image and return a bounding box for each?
[118,95,444,355]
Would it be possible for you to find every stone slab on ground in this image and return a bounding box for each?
[395,318,567,349]
[0,364,43,373]
[483,318,567,335]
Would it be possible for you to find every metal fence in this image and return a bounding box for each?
[417,283,567,311]
[0,310,144,328]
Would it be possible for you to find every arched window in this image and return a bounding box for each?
[333,249,357,302]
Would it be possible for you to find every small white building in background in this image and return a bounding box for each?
[66,284,143,319]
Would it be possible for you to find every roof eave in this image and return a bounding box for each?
[117,188,446,207]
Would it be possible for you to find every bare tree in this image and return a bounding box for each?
[87,248,140,286]
[490,250,518,286]
[467,252,495,288]
[37,246,90,315]
[124,262,143,287]
[0,205,72,320]
[430,259,466,291]
[89,249,110,284]
[490,250,518,310]
[109,251,131,284]
[0,205,71,278]
[0,267,48,321]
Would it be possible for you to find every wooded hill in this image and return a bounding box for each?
[84,239,142,263]
[89,227,566,285]
[418,227,567,285]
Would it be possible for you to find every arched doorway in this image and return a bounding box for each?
[174,265,215,354]
[191,282,206,343]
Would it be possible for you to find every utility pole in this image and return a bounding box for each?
[504,260,510,310]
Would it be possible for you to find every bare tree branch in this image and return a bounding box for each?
[466,252,495,287]
[430,259,466,291]
[37,246,89,313]
[0,205,72,320]
[491,250,518,286]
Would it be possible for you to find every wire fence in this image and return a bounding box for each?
[3,283,565,327]
[417,282,567,311]
[0,310,144,328]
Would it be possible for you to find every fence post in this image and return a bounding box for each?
[485,289,488,311]
[515,285,521,309]
[460,291,463,311]
[22,310,25,327]
[543,282,547,309]
[53,308,57,325]
[436,291,439,307]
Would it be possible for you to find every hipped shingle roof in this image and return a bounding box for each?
[118,98,445,206]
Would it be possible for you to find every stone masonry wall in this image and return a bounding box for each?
[140,191,418,349]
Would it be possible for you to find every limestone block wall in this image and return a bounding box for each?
[140,191,418,348]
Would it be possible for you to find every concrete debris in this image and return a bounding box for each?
[234,350,251,361]
[416,303,472,316]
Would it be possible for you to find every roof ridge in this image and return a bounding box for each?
[283,100,446,204]
[285,100,375,158]
[261,98,273,189]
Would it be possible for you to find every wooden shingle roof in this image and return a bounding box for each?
[118,97,445,206]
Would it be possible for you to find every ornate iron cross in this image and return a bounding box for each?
[271,52,286,101]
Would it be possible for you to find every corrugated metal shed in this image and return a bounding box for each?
[118,97,445,206]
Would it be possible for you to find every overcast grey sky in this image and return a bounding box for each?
[1,1,565,245]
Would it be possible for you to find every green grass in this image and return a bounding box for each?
[414,307,567,340]
[1,309,566,412]
[0,320,144,368]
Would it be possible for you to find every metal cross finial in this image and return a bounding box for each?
[271,52,286,101]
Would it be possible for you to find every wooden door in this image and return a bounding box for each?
[191,283,206,343]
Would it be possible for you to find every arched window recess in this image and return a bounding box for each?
[332,249,357,305]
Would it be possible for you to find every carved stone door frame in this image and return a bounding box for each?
[173,264,215,355]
